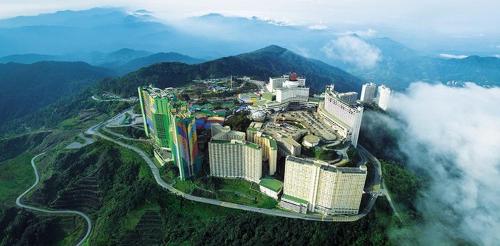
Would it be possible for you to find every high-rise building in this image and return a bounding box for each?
[360,83,377,103]
[281,156,367,215]
[138,86,201,180]
[138,87,175,148]
[377,85,391,111]
[247,124,278,175]
[209,126,262,183]
[172,115,201,180]
[318,85,363,146]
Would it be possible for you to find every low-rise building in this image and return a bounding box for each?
[259,177,283,200]
[281,156,367,215]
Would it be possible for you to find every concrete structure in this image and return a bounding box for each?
[360,83,377,103]
[281,156,367,215]
[138,86,201,180]
[337,92,358,105]
[276,136,302,156]
[267,73,310,103]
[209,126,262,183]
[276,87,310,103]
[318,85,363,147]
[259,177,283,200]
[247,124,278,175]
[302,134,321,148]
[377,85,391,111]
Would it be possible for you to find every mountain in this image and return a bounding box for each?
[0,61,111,127]
[0,54,60,63]
[98,45,362,96]
[114,52,204,75]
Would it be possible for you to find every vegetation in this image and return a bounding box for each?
[0,61,111,128]
[381,160,426,219]
[224,112,251,132]
[98,45,362,96]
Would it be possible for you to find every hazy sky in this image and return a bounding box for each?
[1,0,499,38]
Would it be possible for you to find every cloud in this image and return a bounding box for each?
[336,28,378,38]
[375,82,500,245]
[308,24,329,30]
[322,35,382,69]
[439,53,468,59]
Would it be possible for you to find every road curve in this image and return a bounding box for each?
[16,153,92,246]
[87,115,373,222]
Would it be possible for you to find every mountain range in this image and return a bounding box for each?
[1,8,499,90]
[98,45,362,96]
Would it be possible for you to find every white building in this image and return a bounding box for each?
[276,87,310,103]
[377,85,391,111]
[360,83,377,102]
[281,156,367,215]
[267,73,310,103]
[318,85,363,147]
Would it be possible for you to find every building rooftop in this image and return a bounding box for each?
[259,177,283,192]
[282,194,308,205]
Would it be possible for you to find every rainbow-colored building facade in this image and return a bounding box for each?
[138,86,201,180]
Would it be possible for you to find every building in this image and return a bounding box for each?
[318,85,363,147]
[267,73,310,103]
[259,177,283,200]
[247,124,278,175]
[276,87,310,103]
[172,115,202,179]
[337,92,358,105]
[138,86,201,180]
[276,136,302,156]
[281,156,367,215]
[377,85,391,111]
[138,86,175,148]
[360,82,377,103]
[209,125,262,183]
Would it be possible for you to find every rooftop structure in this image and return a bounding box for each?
[337,92,358,105]
[281,156,367,215]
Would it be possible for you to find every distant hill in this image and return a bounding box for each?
[98,45,362,96]
[113,52,204,75]
[0,54,60,64]
[0,61,111,127]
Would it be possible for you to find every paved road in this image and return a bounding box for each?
[16,153,92,246]
[82,109,385,222]
[358,145,402,221]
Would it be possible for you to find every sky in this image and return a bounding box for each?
[1,0,499,38]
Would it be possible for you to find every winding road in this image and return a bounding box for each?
[84,110,380,222]
[16,153,92,246]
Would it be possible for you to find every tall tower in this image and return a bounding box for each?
[360,82,377,103]
[172,115,201,180]
[377,85,391,111]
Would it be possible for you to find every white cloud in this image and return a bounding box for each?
[322,35,382,69]
[336,28,378,38]
[439,53,468,59]
[383,82,500,245]
[308,24,328,30]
